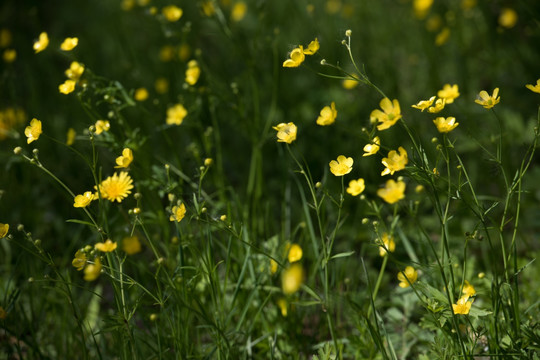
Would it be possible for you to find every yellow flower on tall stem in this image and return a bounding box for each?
[525,79,540,94]
[452,296,473,315]
[370,98,402,131]
[346,178,365,196]
[94,120,110,134]
[283,46,305,68]
[316,102,337,126]
[60,37,78,51]
[437,84,460,104]
[273,122,297,144]
[65,61,85,80]
[411,96,435,111]
[59,79,76,94]
[381,147,408,176]
[84,258,102,281]
[162,5,183,21]
[287,244,303,263]
[377,179,406,204]
[33,32,49,53]
[73,191,94,208]
[185,60,200,85]
[475,88,500,109]
[72,250,87,271]
[282,263,304,294]
[96,172,134,203]
[303,38,319,55]
[397,266,418,288]
[0,223,9,238]
[378,233,395,257]
[95,239,118,252]
[122,235,142,255]
[24,118,42,144]
[433,117,459,133]
[329,155,353,176]
[115,148,134,168]
[427,98,446,113]
[166,104,188,125]
[363,136,380,156]
[170,203,187,222]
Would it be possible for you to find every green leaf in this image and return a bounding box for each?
[329,251,355,260]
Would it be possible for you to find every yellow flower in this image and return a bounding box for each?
[84,258,102,281]
[397,266,418,288]
[185,60,201,85]
[411,96,435,111]
[65,61,85,80]
[73,191,94,208]
[287,244,303,263]
[201,1,216,16]
[363,136,380,157]
[433,117,459,133]
[270,259,278,274]
[162,5,183,22]
[0,306,6,320]
[273,122,297,144]
[282,263,304,295]
[94,120,110,134]
[3,48,16,63]
[329,155,353,176]
[96,172,134,203]
[166,104,188,125]
[475,88,500,109]
[59,79,76,94]
[231,2,247,22]
[33,32,49,53]
[381,147,408,176]
[0,223,9,238]
[462,280,476,297]
[452,295,473,315]
[283,46,305,68]
[277,298,288,316]
[115,148,134,168]
[66,128,76,145]
[303,38,319,55]
[427,98,446,113]
[378,233,395,257]
[95,239,117,252]
[60,37,78,51]
[526,79,540,94]
[72,250,87,271]
[437,84,460,104]
[370,98,402,131]
[159,45,175,62]
[155,77,169,94]
[346,178,365,196]
[122,235,142,255]
[499,8,518,29]
[413,0,433,19]
[342,79,359,90]
[435,27,450,46]
[24,118,42,144]
[377,179,406,204]
[170,203,187,222]
[316,102,337,126]
[134,87,149,101]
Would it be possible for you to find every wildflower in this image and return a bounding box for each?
[277,298,288,316]
[397,266,418,288]
[201,1,216,16]
[413,0,433,19]
[370,98,402,131]
[134,87,149,101]
[452,295,473,315]
[66,128,76,145]
[115,148,134,168]
[433,117,459,133]
[411,96,435,111]
[155,77,169,93]
[270,259,278,274]
[0,223,8,238]
[65,61,85,80]
[283,46,305,68]
[377,179,406,204]
[427,98,446,113]
[60,37,78,51]
[24,118,42,144]
[96,172,134,203]
[342,79,359,89]
[166,104,188,125]
[0,306,6,319]
[71,250,87,271]
[3,49,16,63]
[73,191,94,208]
[94,120,110,134]
[316,102,337,126]
[378,233,396,257]
[220,214,227,221]
[231,2,247,22]
[185,60,201,85]
[435,27,450,46]
[329,155,353,176]
[59,79,76,94]
[33,32,49,53]
[282,263,304,294]
[499,8,518,29]
[526,79,540,94]
[437,84,460,104]
[84,257,102,281]
[346,178,365,196]
[363,136,380,156]
[162,5,183,21]
[475,88,500,109]
[303,38,319,55]
[170,203,186,222]
[95,239,117,252]
[287,244,303,263]
[273,122,297,144]
[381,147,408,176]
[462,280,476,297]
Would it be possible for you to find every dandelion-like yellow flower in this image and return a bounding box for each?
[185,60,201,86]
[316,102,337,126]
[273,122,297,144]
[475,88,500,109]
[363,136,380,156]
[283,46,305,68]
[95,239,117,252]
[433,117,459,133]
[97,172,134,203]
[427,98,446,113]
[134,87,149,101]
[162,5,183,21]
[0,223,9,238]
[72,250,87,271]
[452,295,473,315]
[525,79,540,94]
[370,98,402,131]
[84,257,101,281]
[94,120,110,134]
[462,280,476,297]
[33,32,49,53]
[166,104,188,125]
[437,84,460,104]
[270,259,278,274]
[282,263,304,294]
[303,38,319,55]
[60,37,78,51]
[381,147,408,176]
[65,61,85,80]
[411,96,435,111]
[66,128,76,145]
[59,79,76,94]
[24,118,42,144]
[115,148,134,168]
[170,203,186,222]
[122,235,142,255]
[231,2,247,22]
[377,179,406,204]
[346,178,365,196]
[329,155,353,176]
[378,233,396,257]
[73,191,94,208]
[498,8,518,29]
[287,244,303,263]
[397,266,418,288]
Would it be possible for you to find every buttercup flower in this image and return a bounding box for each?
[270,259,278,274]
[231,2,247,22]
[370,98,402,131]
[363,136,380,156]
[381,147,408,176]
[413,0,433,19]
[283,46,305,68]
[411,96,435,111]
[166,104,188,125]
[526,79,540,94]
[453,295,473,315]
[329,155,353,176]
[115,148,134,168]
[316,102,337,126]
[273,122,297,144]
[65,61,85,80]
[342,79,359,90]
[277,298,288,316]
[282,263,304,294]
[25,118,42,144]
[3,49,16,63]
[60,37,78,51]
[427,98,446,113]
[59,79,76,94]
[95,239,117,252]
[33,32,49,53]
[162,5,183,21]
[303,38,319,55]
[72,250,87,271]
[96,172,134,203]
[287,244,303,263]
[66,128,76,145]
[346,178,365,196]
[170,203,186,222]
[378,233,396,257]
[462,280,476,297]
[475,88,500,109]
[134,88,149,101]
[437,84,460,104]
[94,120,110,134]
[122,235,142,255]
[433,117,459,133]
[0,223,8,238]
[377,179,406,204]
[185,60,201,85]
[73,191,94,208]
[499,8,518,29]
[397,266,418,288]
[84,257,102,281]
